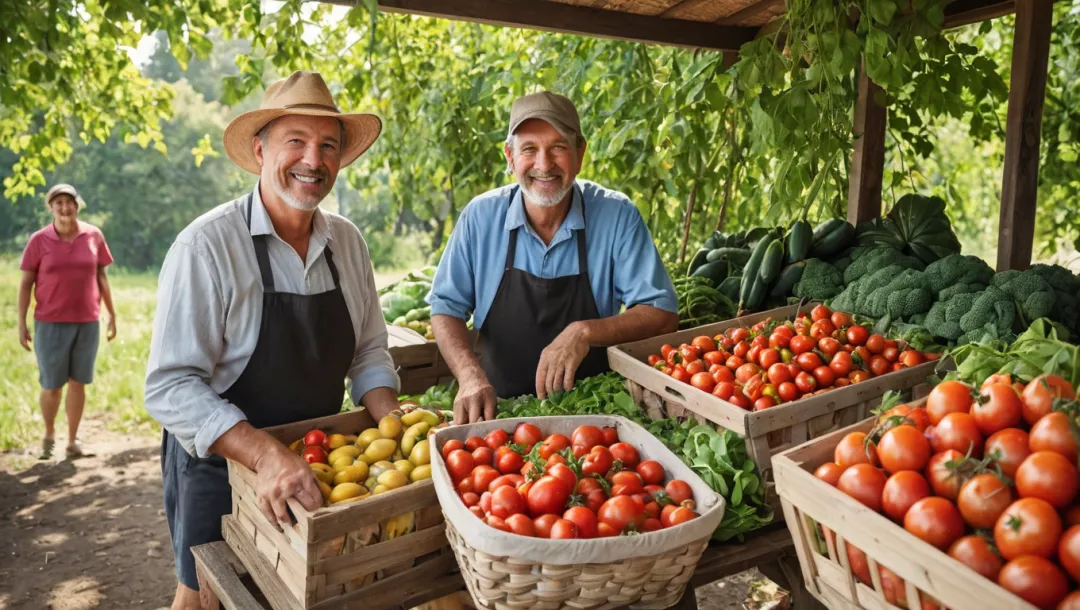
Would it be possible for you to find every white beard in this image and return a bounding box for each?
[521,175,572,208]
[270,165,325,211]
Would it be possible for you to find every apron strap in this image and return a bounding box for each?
[324,246,342,288]
[245,193,277,293]
[576,190,588,276]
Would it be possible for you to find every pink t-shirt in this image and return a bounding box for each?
[20,221,114,323]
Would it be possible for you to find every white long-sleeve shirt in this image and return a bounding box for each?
[145,183,399,458]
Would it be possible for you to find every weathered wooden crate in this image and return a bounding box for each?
[225,409,452,609]
[772,402,1036,610]
[608,303,942,482]
[387,325,476,395]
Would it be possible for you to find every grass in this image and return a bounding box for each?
[0,262,411,451]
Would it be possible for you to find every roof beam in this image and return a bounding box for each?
[348,0,759,52]
[944,0,1015,28]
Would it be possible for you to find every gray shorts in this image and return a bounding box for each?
[34,321,100,390]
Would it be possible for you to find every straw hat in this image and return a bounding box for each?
[223,71,382,175]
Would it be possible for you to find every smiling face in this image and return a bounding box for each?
[48,194,79,224]
[504,119,585,208]
[253,114,343,211]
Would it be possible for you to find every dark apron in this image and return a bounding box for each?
[479,188,609,398]
[161,194,356,589]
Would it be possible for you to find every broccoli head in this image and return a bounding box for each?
[829,264,921,318]
[843,247,925,285]
[863,269,933,319]
[937,282,986,302]
[991,269,1056,324]
[959,285,1016,340]
[924,291,980,341]
[922,254,994,295]
[1027,264,1080,333]
[793,258,845,301]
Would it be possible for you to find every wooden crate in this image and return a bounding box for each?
[226,409,452,609]
[772,405,1035,610]
[387,325,477,395]
[608,303,942,481]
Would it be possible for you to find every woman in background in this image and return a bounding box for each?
[17,183,116,460]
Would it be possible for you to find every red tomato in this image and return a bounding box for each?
[948,535,1003,581]
[702,350,725,367]
[882,346,900,362]
[1060,591,1080,610]
[1015,451,1079,508]
[665,479,693,505]
[837,463,887,512]
[811,304,833,322]
[495,447,525,475]
[538,434,571,460]
[461,492,480,508]
[777,381,799,402]
[485,429,509,450]
[725,356,745,371]
[546,463,578,491]
[957,473,1012,529]
[713,381,736,400]
[869,355,890,377]
[829,351,854,377]
[608,443,640,469]
[667,506,696,526]
[735,363,761,385]
[926,380,974,424]
[849,370,870,384]
[464,436,486,452]
[789,334,815,355]
[795,371,817,394]
[485,514,513,533]
[671,367,691,384]
[865,334,885,354]
[900,350,924,368]
[504,513,535,536]
[997,556,1069,610]
[878,425,931,474]
[598,495,645,533]
[984,428,1030,479]
[763,362,790,386]
[526,476,572,517]
[754,397,777,411]
[994,497,1062,560]
[691,336,716,353]
[583,489,607,513]
[926,450,970,500]
[471,466,500,493]
[562,506,599,538]
[758,348,781,370]
[679,345,702,363]
[659,344,675,359]
[490,485,526,519]
[468,505,485,519]
[972,383,1023,437]
[636,460,665,485]
[478,491,492,513]
[513,423,543,448]
[834,431,879,469]
[728,393,751,409]
[1021,374,1076,425]
[817,337,841,357]
[810,319,836,340]
[648,354,662,367]
[488,473,524,492]
[846,542,872,584]
[533,514,559,538]
[928,412,983,456]
[882,471,931,522]
[690,372,716,393]
[571,425,605,456]
[549,519,578,539]
[812,366,836,388]
[711,366,735,384]
[843,325,868,346]
[1029,412,1078,461]
[685,360,706,376]
[795,352,822,372]
[813,462,845,487]
[1058,525,1080,581]
[441,439,464,459]
[303,429,327,449]
[768,331,791,350]
[904,497,965,549]
[582,446,614,477]
[831,311,853,328]
[472,446,494,467]
[301,446,327,464]
[610,471,644,496]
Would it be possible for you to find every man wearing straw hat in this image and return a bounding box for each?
[428,91,679,423]
[145,71,400,609]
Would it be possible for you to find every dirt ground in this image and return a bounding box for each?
[0,415,778,610]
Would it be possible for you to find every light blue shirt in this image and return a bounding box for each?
[428,180,677,329]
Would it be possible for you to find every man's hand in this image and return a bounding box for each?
[18,324,31,351]
[106,317,117,342]
[454,371,497,424]
[535,323,590,399]
[251,442,323,530]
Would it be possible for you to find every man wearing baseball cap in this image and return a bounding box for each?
[428,92,678,422]
[144,71,400,609]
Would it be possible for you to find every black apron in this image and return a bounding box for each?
[479,188,609,398]
[161,193,356,589]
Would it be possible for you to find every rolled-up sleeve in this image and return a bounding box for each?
[427,212,475,321]
[347,236,400,404]
[614,206,678,313]
[145,240,246,458]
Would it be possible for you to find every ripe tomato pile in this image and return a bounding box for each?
[817,374,1080,609]
[442,423,698,538]
[646,305,940,411]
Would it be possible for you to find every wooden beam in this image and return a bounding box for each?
[717,0,785,25]
[997,0,1052,271]
[847,60,887,225]
[343,0,759,51]
[944,0,1015,28]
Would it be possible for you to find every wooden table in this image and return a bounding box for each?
[193,524,818,610]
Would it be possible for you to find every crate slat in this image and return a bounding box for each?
[772,404,1039,610]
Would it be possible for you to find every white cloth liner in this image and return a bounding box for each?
[431,415,726,565]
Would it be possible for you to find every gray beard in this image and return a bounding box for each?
[270,174,323,211]
[521,179,572,208]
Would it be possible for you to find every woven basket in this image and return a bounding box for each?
[431,415,725,610]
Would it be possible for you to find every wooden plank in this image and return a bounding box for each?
[847,59,887,226]
[309,552,458,609]
[224,517,304,610]
[356,0,759,52]
[690,524,794,586]
[315,522,448,577]
[193,542,266,610]
[997,0,1053,271]
[308,481,438,542]
[715,0,784,25]
[944,0,1015,28]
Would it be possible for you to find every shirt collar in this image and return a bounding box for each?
[503,182,585,234]
[45,220,90,241]
[249,180,332,242]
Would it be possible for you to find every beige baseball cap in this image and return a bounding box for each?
[45,183,84,206]
[508,91,582,143]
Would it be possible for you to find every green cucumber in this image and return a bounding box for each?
[690,260,730,284]
[812,221,856,258]
[785,220,813,264]
[687,248,710,276]
[744,277,767,310]
[717,276,741,302]
[707,247,751,265]
[739,237,772,306]
[812,218,846,243]
[770,261,807,298]
[758,239,785,284]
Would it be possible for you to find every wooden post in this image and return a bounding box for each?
[997,0,1053,271]
[847,60,887,225]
